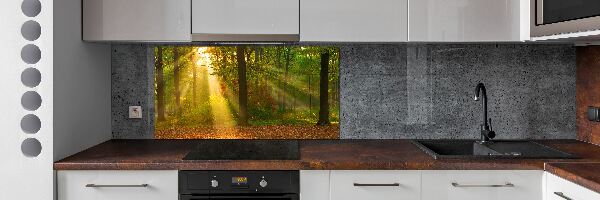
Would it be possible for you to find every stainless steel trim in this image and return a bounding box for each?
[553,192,574,200]
[353,183,400,187]
[191,33,299,42]
[211,42,292,45]
[85,184,149,188]
[451,182,514,188]
[532,15,600,37]
[536,0,543,25]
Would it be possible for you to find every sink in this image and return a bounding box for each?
[411,140,577,159]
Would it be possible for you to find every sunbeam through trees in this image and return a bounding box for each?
[154,46,340,139]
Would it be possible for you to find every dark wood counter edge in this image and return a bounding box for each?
[54,139,600,171]
[54,139,600,194]
[54,161,546,170]
[545,162,600,194]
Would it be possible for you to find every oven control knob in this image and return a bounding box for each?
[210,180,219,188]
[259,179,268,188]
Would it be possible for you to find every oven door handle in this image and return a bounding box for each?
[179,195,209,200]
[180,194,298,200]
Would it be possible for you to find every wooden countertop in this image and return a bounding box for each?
[54,139,600,193]
[54,139,600,171]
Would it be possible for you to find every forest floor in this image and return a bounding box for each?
[155,124,340,139]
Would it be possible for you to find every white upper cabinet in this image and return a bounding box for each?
[83,0,191,42]
[409,0,530,42]
[80,0,533,42]
[300,0,408,42]
[191,0,300,41]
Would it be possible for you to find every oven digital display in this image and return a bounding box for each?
[232,177,248,185]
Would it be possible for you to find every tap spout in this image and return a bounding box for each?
[474,83,495,142]
[474,83,488,130]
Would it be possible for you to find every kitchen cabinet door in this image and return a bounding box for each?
[546,172,600,200]
[300,0,408,42]
[191,0,299,41]
[82,0,191,41]
[421,170,543,200]
[57,170,178,200]
[409,0,529,42]
[300,170,330,200]
[329,170,420,200]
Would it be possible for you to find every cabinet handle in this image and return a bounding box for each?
[353,183,400,187]
[85,184,149,188]
[451,182,514,188]
[554,192,573,200]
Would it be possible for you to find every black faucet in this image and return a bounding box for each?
[474,83,495,143]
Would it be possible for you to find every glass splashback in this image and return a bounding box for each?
[154,46,340,139]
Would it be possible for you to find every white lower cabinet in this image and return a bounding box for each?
[57,170,178,200]
[300,170,331,200]
[330,170,421,200]
[300,170,546,200]
[57,170,600,200]
[546,172,600,200]
[421,170,543,200]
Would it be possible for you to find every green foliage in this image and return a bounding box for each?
[154,45,340,130]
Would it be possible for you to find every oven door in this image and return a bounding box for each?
[180,194,299,200]
[533,0,600,37]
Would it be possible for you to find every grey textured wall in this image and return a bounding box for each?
[112,44,576,139]
[112,44,155,139]
[340,44,575,139]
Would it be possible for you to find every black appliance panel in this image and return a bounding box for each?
[184,171,211,190]
[540,0,600,25]
[180,194,298,200]
[183,140,300,160]
[179,171,299,195]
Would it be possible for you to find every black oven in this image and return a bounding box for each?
[180,194,298,200]
[533,0,600,37]
[179,171,299,200]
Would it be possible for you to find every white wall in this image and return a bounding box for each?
[0,0,54,199]
[0,0,110,198]
[53,0,112,161]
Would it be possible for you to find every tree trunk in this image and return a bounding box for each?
[255,47,261,100]
[308,75,312,110]
[276,47,283,112]
[237,46,249,126]
[253,47,262,102]
[283,48,291,111]
[156,47,166,121]
[192,49,197,106]
[174,48,181,116]
[317,52,330,126]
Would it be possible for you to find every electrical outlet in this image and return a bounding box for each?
[588,106,600,122]
[129,106,142,119]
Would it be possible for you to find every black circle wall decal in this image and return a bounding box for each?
[21,44,41,64]
[21,138,42,157]
[21,20,41,41]
[21,0,41,17]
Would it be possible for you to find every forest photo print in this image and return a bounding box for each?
[154,46,340,139]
